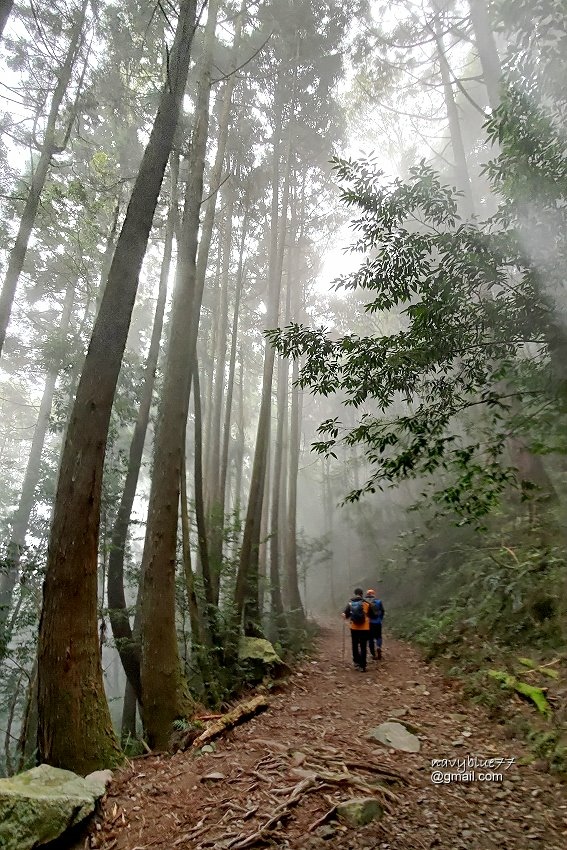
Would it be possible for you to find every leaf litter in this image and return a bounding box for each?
[77,627,566,850]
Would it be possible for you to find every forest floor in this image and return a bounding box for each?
[77,627,567,850]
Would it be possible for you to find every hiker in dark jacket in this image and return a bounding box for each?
[365,588,385,660]
[342,587,371,672]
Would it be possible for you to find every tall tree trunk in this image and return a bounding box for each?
[284,201,305,622]
[257,447,270,617]
[107,160,177,703]
[202,249,222,494]
[37,0,198,773]
[0,0,89,357]
[194,0,245,312]
[269,267,291,626]
[180,445,207,648]
[233,354,245,523]
[0,281,74,657]
[468,0,502,110]
[234,85,294,634]
[433,17,474,216]
[0,0,13,41]
[192,365,214,620]
[220,206,248,512]
[140,0,219,749]
[207,186,234,601]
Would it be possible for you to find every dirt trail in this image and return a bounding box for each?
[83,627,567,850]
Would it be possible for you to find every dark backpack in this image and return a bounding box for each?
[349,599,366,624]
[369,599,384,620]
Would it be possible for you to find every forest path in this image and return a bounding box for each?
[82,627,567,850]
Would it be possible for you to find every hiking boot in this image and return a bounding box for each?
[376,648,382,660]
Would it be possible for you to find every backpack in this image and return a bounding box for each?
[369,599,384,620]
[349,599,366,625]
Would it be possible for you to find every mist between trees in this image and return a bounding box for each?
[0,0,565,775]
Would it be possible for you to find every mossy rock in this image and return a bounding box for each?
[336,796,383,826]
[0,764,111,850]
[488,670,551,716]
[238,637,282,665]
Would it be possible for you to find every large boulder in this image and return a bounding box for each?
[237,637,288,684]
[368,721,421,753]
[0,764,112,850]
[238,637,282,665]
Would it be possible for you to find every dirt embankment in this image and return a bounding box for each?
[80,627,567,850]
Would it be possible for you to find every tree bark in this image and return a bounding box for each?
[207,186,234,601]
[258,445,270,616]
[285,352,305,620]
[180,445,207,648]
[468,0,502,111]
[284,208,305,621]
[220,206,248,513]
[0,0,89,357]
[192,365,214,617]
[107,159,177,703]
[37,0,198,773]
[140,0,219,749]
[269,269,291,626]
[233,354,246,522]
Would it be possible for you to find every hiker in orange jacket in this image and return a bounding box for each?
[342,587,372,672]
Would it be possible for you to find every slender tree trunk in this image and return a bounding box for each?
[433,17,474,216]
[233,354,245,523]
[0,0,14,41]
[202,250,222,495]
[139,0,219,750]
[207,186,234,601]
[284,214,305,621]
[468,0,502,110]
[4,671,24,775]
[220,206,248,510]
[0,0,89,356]
[192,365,215,609]
[269,270,291,625]
[0,282,74,657]
[234,87,294,634]
[258,448,270,617]
[17,659,38,770]
[180,447,207,648]
[107,159,177,703]
[37,0,198,773]
[194,0,245,313]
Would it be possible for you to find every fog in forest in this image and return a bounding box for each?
[0,0,565,782]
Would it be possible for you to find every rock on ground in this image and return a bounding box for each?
[337,796,384,826]
[368,721,421,753]
[0,764,110,850]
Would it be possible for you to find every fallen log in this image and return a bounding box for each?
[188,695,269,750]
